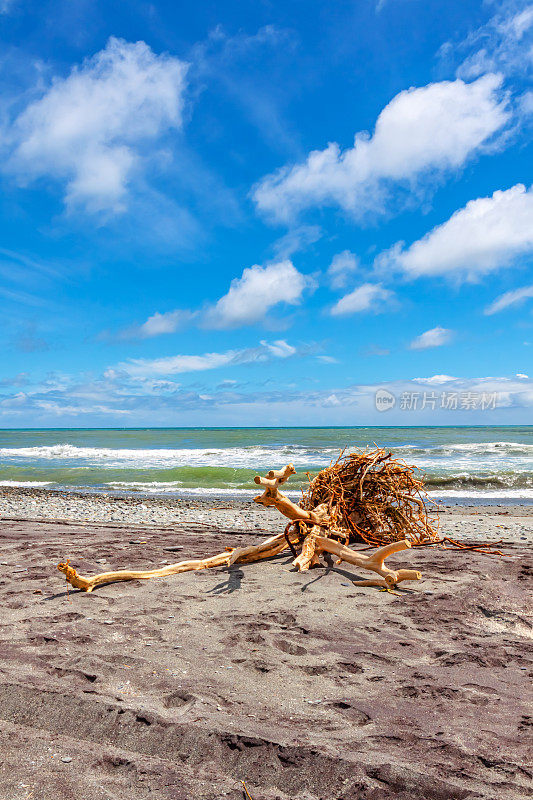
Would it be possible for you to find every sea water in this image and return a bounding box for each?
[0,426,532,503]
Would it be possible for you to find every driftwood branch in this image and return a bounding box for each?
[58,530,298,593]
[57,461,424,594]
[253,462,330,525]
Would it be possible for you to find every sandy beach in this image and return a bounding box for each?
[0,489,531,800]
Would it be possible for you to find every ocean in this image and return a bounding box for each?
[0,426,532,503]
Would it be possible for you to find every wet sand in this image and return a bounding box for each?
[0,500,531,799]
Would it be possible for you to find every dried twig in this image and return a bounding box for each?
[301,448,440,546]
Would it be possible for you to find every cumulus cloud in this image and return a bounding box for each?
[252,74,509,222]
[410,327,453,350]
[115,339,298,377]
[330,283,393,316]
[327,250,359,289]
[106,260,313,340]
[484,284,533,314]
[5,37,188,213]
[384,184,533,281]
[118,309,195,339]
[203,260,312,329]
[137,310,193,337]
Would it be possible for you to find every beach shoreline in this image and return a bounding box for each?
[0,485,532,538]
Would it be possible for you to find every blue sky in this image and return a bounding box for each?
[0,0,532,426]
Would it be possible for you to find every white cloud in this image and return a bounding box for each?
[385,184,533,281]
[133,309,194,338]
[109,260,312,340]
[323,393,342,406]
[5,37,188,213]
[115,339,298,377]
[327,250,359,289]
[261,339,296,358]
[252,74,509,222]
[441,2,533,80]
[503,4,533,38]
[520,90,533,115]
[412,374,458,384]
[103,308,195,341]
[35,401,131,416]
[330,283,393,316]
[120,352,233,377]
[272,225,321,258]
[410,327,454,350]
[138,310,190,337]
[204,259,312,329]
[484,284,533,314]
[1,368,532,425]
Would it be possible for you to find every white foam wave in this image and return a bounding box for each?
[108,482,301,497]
[0,443,337,468]
[2,440,532,469]
[395,441,533,456]
[429,489,533,499]
[0,476,529,500]
[110,481,184,488]
[106,481,533,499]
[0,481,53,487]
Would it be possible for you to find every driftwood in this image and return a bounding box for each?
[58,451,435,593]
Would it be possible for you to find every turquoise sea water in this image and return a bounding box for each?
[0,426,532,502]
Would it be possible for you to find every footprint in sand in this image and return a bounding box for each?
[162,690,196,713]
[272,638,307,656]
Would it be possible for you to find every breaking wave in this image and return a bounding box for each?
[0,444,337,469]
[0,430,531,500]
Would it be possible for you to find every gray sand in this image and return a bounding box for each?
[0,492,531,799]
